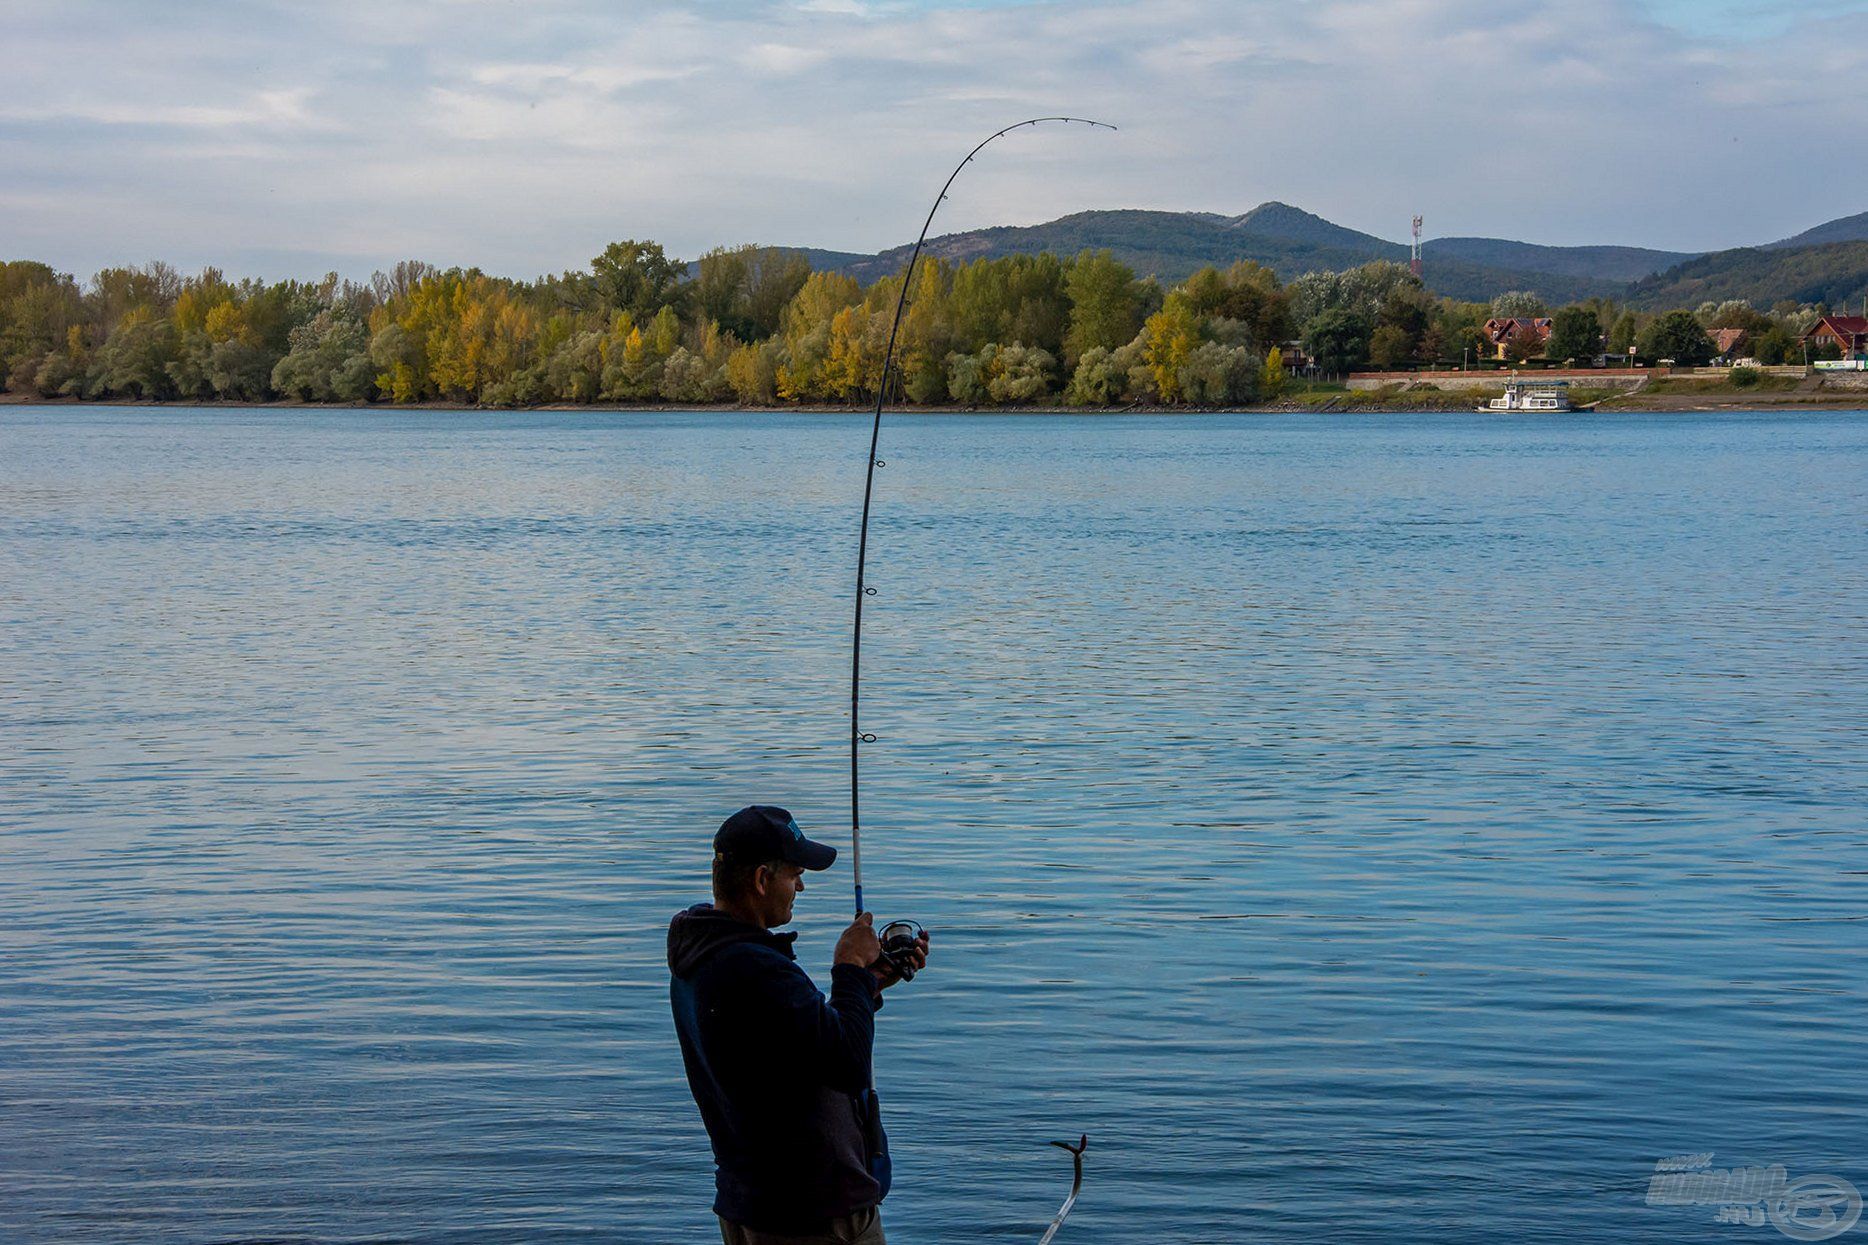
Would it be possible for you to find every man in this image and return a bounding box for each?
[669,805,930,1245]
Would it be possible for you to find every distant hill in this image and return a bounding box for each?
[1226,201,1398,254]
[781,203,1868,311]
[800,203,1637,304]
[1424,237,1693,282]
[1625,241,1868,311]
[1767,211,1868,250]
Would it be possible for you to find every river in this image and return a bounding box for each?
[3,406,1863,1243]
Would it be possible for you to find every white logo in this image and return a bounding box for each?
[1648,1154,1862,1240]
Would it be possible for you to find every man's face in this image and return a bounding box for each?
[756,862,806,927]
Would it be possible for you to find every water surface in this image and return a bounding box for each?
[3,407,1864,1244]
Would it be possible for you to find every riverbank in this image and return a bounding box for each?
[5,388,1866,415]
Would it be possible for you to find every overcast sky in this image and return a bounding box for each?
[3,0,1864,282]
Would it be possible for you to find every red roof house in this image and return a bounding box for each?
[1482,317,1553,360]
[1708,327,1749,360]
[1802,315,1868,358]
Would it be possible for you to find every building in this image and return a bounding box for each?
[1708,327,1749,363]
[1801,315,1868,359]
[1482,317,1553,361]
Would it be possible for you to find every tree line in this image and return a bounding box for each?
[0,244,1844,409]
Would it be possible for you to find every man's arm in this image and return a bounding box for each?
[750,915,883,1093]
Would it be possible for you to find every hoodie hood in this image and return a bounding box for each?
[668,902,798,978]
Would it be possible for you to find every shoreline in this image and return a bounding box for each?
[4,392,1865,415]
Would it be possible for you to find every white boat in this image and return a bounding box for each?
[1482,376,1571,413]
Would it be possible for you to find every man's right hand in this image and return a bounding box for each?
[833,912,881,968]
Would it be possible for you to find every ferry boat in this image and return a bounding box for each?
[1481,376,1571,413]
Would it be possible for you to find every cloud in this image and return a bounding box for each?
[0,0,1862,281]
[0,89,323,132]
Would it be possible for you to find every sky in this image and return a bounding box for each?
[3,0,1865,282]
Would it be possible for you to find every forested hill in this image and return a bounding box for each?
[799,203,1677,306]
[1625,241,1868,312]
[1767,211,1868,250]
[1422,238,1695,282]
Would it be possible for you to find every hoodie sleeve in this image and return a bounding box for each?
[745,954,879,1093]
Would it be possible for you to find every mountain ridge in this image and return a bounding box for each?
[779,201,1868,310]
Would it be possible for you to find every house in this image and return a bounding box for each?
[1482,317,1553,361]
[1274,341,1313,374]
[1708,327,1749,363]
[1801,315,1868,359]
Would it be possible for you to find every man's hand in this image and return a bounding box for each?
[871,930,930,991]
[833,912,882,969]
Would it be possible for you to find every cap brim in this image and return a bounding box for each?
[788,836,838,871]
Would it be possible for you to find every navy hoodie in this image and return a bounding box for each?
[667,903,891,1234]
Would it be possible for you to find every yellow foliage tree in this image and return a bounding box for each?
[1142,298,1201,402]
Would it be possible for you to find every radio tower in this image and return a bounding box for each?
[1410,215,1424,279]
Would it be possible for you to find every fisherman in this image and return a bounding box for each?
[669,805,931,1245]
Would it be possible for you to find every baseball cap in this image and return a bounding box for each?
[714,805,838,871]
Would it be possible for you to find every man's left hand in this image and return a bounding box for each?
[871,931,930,990]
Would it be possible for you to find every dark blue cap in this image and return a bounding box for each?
[715,805,837,871]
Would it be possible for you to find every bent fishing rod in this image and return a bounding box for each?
[848,116,1115,923]
[843,118,1113,1242]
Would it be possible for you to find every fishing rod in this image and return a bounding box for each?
[845,119,1113,1241]
[848,116,1116,925]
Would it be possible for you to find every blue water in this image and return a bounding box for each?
[2,406,1864,1244]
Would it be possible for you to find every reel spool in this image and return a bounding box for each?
[876,919,926,982]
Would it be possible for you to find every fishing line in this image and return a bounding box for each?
[848,116,1116,918]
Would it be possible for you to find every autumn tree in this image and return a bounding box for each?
[1141,297,1201,401]
[1259,347,1287,399]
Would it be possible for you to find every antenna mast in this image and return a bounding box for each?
[1411,214,1424,279]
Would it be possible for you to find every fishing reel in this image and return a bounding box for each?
[875,919,926,982]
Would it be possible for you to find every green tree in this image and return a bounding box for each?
[1063,250,1144,367]
[1751,326,1795,366]
[1637,311,1715,366]
[1176,342,1257,404]
[1545,306,1602,363]
[946,348,989,404]
[949,254,1068,356]
[1066,345,1130,405]
[88,306,179,398]
[1368,324,1414,370]
[0,262,84,391]
[984,343,1057,403]
[591,240,683,319]
[272,311,375,401]
[1607,311,1641,357]
[1696,299,1771,332]
[1491,290,1546,318]
[1303,309,1372,376]
[691,245,811,343]
[725,341,779,404]
[897,260,954,403]
[31,325,90,396]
